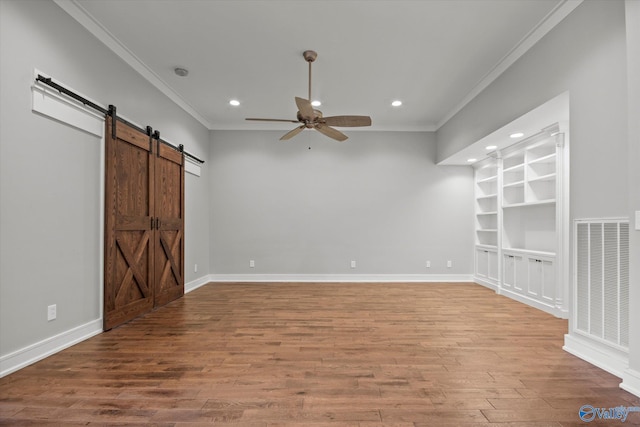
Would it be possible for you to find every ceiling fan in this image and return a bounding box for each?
[246,50,372,141]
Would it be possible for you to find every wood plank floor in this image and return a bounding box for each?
[1,282,639,426]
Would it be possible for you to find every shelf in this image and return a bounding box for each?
[528,153,555,165]
[477,229,498,233]
[526,143,556,161]
[503,163,525,173]
[476,211,498,216]
[503,180,524,188]
[528,172,556,183]
[503,199,555,208]
[476,244,497,251]
[502,247,556,258]
[477,194,497,200]
[477,175,497,184]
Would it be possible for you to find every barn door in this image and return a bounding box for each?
[153,139,185,308]
[104,119,185,330]
[104,117,154,330]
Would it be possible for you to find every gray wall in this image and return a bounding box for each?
[438,0,628,219]
[626,0,640,376]
[0,0,210,357]
[209,130,474,275]
[437,0,638,379]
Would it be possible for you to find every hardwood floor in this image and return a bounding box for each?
[1,282,639,426]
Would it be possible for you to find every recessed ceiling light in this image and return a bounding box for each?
[467,158,477,163]
[486,145,497,150]
[391,100,402,107]
[174,67,189,77]
[510,132,524,138]
[229,99,240,106]
[311,100,321,107]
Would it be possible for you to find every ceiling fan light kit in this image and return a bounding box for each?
[246,50,372,141]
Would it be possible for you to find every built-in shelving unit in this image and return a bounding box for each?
[473,126,566,317]
[502,138,557,208]
[474,159,499,289]
[474,160,499,248]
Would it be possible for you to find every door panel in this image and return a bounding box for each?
[104,118,154,330]
[488,250,498,282]
[153,140,184,308]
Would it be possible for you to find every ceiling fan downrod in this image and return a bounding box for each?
[303,50,317,101]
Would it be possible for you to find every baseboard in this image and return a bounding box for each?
[0,318,103,378]
[185,274,213,293]
[499,287,562,317]
[473,276,499,291]
[621,368,640,398]
[207,273,474,283]
[563,333,628,378]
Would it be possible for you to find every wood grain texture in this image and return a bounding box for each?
[2,282,639,425]
[153,138,185,308]
[104,119,185,330]
[104,116,155,330]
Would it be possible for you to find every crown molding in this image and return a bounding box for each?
[54,0,582,134]
[53,0,213,130]
[436,0,583,130]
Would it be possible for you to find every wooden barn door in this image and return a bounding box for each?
[104,117,155,330]
[104,117,185,330]
[153,140,185,307]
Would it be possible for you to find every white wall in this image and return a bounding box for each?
[0,0,210,361]
[209,130,474,278]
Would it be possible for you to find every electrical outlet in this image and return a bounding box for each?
[350,260,356,269]
[447,260,452,268]
[194,264,198,272]
[249,260,255,268]
[426,260,431,268]
[47,304,56,321]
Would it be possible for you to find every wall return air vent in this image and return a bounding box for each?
[574,219,629,350]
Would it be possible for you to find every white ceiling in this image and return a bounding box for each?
[62,0,576,133]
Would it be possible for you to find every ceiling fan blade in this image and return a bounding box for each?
[295,97,315,121]
[280,125,305,141]
[322,115,372,127]
[315,124,348,142]
[246,118,300,123]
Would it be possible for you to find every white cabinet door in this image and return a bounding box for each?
[488,250,499,282]
[541,260,555,303]
[514,255,527,293]
[476,248,489,278]
[528,258,542,297]
[503,255,515,289]
[524,257,555,303]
